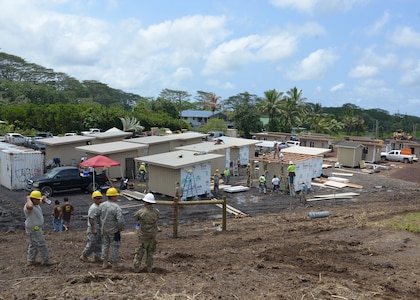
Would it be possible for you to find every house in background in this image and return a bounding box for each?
[181,110,228,128]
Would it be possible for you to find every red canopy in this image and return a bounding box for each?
[79,155,120,168]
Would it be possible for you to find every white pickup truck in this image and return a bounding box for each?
[380,149,416,163]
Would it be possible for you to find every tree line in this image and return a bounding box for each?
[1,52,419,139]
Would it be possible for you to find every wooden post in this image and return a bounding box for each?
[173,197,179,238]
[222,196,227,231]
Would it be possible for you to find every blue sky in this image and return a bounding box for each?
[1,0,420,116]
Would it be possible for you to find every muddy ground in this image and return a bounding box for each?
[1,159,420,299]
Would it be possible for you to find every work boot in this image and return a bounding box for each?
[112,262,122,270]
[94,257,102,263]
[26,261,36,266]
[80,255,89,262]
[102,260,109,269]
[41,260,54,266]
[147,266,153,273]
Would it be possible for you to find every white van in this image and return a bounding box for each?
[286,140,300,147]
[208,131,225,139]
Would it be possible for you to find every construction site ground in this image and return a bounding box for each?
[1,157,420,299]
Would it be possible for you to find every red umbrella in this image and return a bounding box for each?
[79,155,120,168]
[79,155,121,189]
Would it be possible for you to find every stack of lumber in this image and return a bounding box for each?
[307,192,360,202]
[312,175,363,189]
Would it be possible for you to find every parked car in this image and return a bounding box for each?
[26,166,108,196]
[5,133,26,145]
[286,140,301,147]
[35,132,53,138]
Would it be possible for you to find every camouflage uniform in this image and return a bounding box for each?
[24,204,49,263]
[82,202,102,260]
[97,200,124,263]
[133,206,160,271]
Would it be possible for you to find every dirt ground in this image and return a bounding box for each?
[1,158,420,299]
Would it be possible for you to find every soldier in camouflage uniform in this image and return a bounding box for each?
[97,187,125,270]
[80,191,103,263]
[133,193,160,273]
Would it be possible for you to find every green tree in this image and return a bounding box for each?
[278,87,308,132]
[159,88,191,119]
[257,89,283,132]
[226,92,262,138]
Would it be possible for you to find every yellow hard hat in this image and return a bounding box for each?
[263,153,266,156]
[215,169,219,173]
[29,190,42,200]
[247,162,251,166]
[91,191,103,199]
[106,187,119,197]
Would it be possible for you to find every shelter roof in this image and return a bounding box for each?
[75,141,147,154]
[135,150,223,169]
[281,146,331,156]
[176,137,259,152]
[83,131,132,139]
[334,141,364,149]
[39,135,94,146]
[128,132,206,145]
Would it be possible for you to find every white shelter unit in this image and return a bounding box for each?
[280,146,331,156]
[176,137,259,174]
[127,132,207,155]
[39,135,95,167]
[75,141,148,179]
[0,142,44,190]
[135,150,224,199]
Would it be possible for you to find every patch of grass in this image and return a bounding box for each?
[385,212,420,233]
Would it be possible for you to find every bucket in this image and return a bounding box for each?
[307,211,330,219]
[83,170,89,176]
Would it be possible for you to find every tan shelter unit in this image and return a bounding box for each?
[40,135,95,167]
[334,141,364,168]
[176,137,259,174]
[75,141,148,179]
[127,132,206,155]
[135,150,224,199]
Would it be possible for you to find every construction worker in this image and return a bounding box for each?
[259,174,267,194]
[80,191,103,263]
[273,142,279,159]
[213,169,221,195]
[97,187,125,270]
[224,167,230,184]
[246,163,252,187]
[262,154,269,182]
[133,193,160,273]
[287,161,296,195]
[139,162,147,182]
[24,190,52,266]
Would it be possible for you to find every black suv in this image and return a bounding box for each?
[26,166,108,196]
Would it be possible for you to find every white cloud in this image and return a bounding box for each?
[400,61,420,86]
[366,11,390,35]
[391,27,420,49]
[286,48,339,80]
[207,79,235,90]
[348,65,379,78]
[269,0,364,14]
[330,83,345,92]
[202,33,297,75]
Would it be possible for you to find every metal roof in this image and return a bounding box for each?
[176,137,259,152]
[38,135,94,146]
[334,141,364,148]
[128,132,206,145]
[134,150,224,169]
[75,141,148,154]
[181,110,222,118]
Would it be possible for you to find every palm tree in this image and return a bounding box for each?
[203,93,222,118]
[278,87,308,132]
[119,116,144,137]
[257,89,283,131]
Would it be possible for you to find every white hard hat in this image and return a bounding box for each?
[142,193,156,204]
[289,161,294,165]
